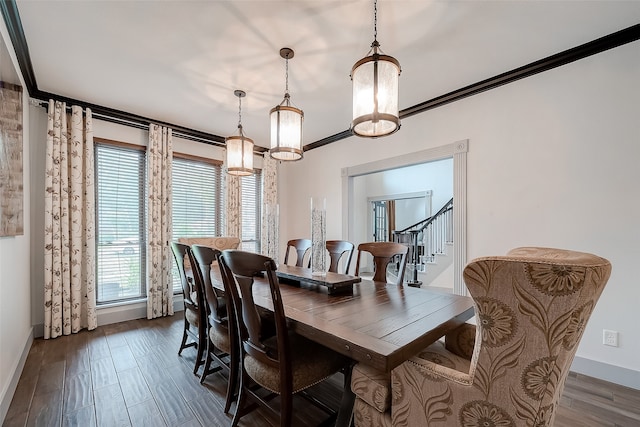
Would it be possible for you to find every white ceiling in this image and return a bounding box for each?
[14,0,640,148]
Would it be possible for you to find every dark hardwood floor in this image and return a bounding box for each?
[3,315,640,426]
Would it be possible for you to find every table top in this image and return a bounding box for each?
[275,264,361,294]
[211,268,474,372]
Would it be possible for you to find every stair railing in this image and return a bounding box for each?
[392,198,453,285]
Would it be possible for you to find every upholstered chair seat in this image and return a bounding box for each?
[351,247,612,427]
[244,332,346,394]
[184,307,200,329]
[209,322,231,354]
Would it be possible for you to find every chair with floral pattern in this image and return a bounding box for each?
[351,247,611,427]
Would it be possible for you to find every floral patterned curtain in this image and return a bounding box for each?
[146,124,174,319]
[260,153,278,259]
[223,162,242,241]
[44,100,97,339]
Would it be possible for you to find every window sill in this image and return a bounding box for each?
[96,294,184,327]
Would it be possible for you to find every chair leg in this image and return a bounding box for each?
[194,335,205,375]
[224,345,239,413]
[178,318,189,355]
[231,372,248,427]
[280,392,293,427]
[335,363,356,427]
[200,339,213,384]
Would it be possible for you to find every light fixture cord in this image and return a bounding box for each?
[373,0,377,42]
[283,54,291,106]
[237,94,242,130]
[370,0,379,52]
[285,56,290,95]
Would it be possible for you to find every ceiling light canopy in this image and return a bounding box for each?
[226,90,254,176]
[351,0,401,138]
[270,47,304,161]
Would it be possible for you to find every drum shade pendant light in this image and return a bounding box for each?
[270,47,304,161]
[226,90,254,176]
[351,0,401,138]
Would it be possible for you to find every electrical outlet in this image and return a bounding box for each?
[603,329,619,347]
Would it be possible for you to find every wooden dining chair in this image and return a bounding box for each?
[190,245,239,413]
[220,250,348,427]
[355,241,409,285]
[170,242,207,375]
[283,238,312,267]
[326,240,355,274]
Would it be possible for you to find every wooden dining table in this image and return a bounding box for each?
[210,264,475,426]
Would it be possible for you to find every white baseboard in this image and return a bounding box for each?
[0,328,33,425]
[32,296,184,338]
[571,356,640,390]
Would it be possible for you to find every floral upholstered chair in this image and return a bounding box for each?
[351,247,611,427]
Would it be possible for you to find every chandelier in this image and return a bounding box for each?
[226,90,254,176]
[270,47,304,161]
[351,0,401,138]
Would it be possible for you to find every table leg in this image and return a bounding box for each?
[335,361,356,427]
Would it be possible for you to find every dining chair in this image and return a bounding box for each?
[283,238,312,267]
[355,241,409,285]
[220,250,349,427]
[190,245,238,413]
[326,240,355,274]
[351,247,612,426]
[178,236,241,269]
[178,236,241,251]
[170,242,207,375]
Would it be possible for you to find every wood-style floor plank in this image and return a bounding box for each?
[4,315,640,427]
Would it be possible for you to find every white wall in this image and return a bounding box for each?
[278,40,640,388]
[0,21,32,422]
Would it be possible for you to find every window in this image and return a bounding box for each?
[241,170,262,252]
[171,155,222,291]
[172,156,222,238]
[95,142,264,303]
[95,142,146,304]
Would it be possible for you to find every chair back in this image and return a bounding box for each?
[221,250,289,370]
[190,245,224,324]
[460,247,611,425]
[284,238,312,267]
[355,241,408,285]
[171,242,199,310]
[326,240,354,274]
[178,237,240,269]
[178,236,241,251]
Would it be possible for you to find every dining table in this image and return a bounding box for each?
[210,264,475,427]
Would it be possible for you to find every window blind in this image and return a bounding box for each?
[95,143,146,304]
[171,157,222,291]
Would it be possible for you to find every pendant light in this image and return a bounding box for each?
[226,90,254,176]
[351,0,401,138]
[270,47,304,161]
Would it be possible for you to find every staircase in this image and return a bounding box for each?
[391,198,453,287]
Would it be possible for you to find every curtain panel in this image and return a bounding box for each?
[146,124,174,319]
[44,100,97,339]
[223,164,242,240]
[260,153,278,260]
